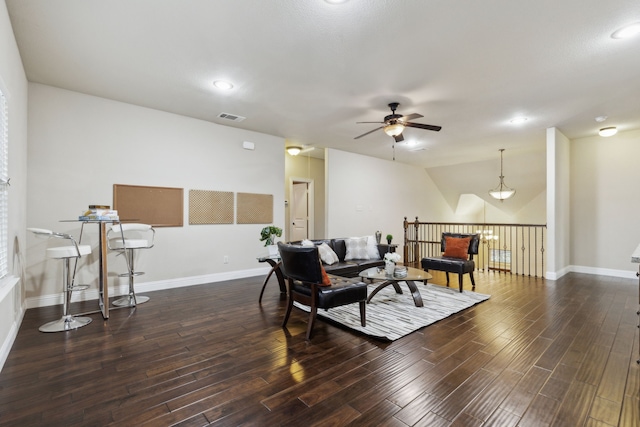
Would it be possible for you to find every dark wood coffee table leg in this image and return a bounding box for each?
[366,280,403,304]
[367,279,423,307]
[259,260,286,303]
[404,280,423,307]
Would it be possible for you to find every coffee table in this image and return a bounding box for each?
[359,266,433,307]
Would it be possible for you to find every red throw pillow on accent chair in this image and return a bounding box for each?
[443,236,471,259]
[320,263,332,286]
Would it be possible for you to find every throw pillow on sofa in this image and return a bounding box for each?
[345,237,369,260]
[318,242,339,265]
[366,235,381,260]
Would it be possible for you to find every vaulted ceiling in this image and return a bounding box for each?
[6,0,640,211]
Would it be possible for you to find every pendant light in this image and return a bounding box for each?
[489,149,515,201]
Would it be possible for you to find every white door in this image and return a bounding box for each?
[291,182,309,241]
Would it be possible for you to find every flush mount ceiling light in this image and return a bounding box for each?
[611,22,640,39]
[384,123,405,137]
[286,146,302,156]
[599,127,618,137]
[213,80,233,90]
[509,117,528,124]
[489,149,516,201]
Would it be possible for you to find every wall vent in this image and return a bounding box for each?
[217,112,246,122]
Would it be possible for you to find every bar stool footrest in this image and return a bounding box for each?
[117,271,145,278]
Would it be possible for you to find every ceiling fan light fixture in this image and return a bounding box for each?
[286,146,302,156]
[599,127,617,137]
[489,149,516,201]
[384,123,404,137]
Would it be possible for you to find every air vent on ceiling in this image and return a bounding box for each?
[217,112,246,122]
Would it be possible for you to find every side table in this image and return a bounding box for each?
[257,254,286,303]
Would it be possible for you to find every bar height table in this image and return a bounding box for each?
[65,218,124,319]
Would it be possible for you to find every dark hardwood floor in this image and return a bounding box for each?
[0,271,638,426]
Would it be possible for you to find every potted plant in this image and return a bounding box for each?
[386,234,393,244]
[260,225,282,256]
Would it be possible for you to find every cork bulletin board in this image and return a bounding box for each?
[236,192,273,224]
[188,189,234,224]
[113,184,184,227]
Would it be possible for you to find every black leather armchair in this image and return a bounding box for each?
[278,242,368,340]
[421,233,480,292]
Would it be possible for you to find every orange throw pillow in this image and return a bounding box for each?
[320,264,332,286]
[443,236,471,259]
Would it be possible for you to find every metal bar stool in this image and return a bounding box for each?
[28,228,93,332]
[107,223,155,307]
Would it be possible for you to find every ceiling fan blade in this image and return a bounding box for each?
[405,122,442,132]
[401,113,423,121]
[393,133,404,143]
[300,146,315,154]
[356,121,385,124]
[354,126,383,139]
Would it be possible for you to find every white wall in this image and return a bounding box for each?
[0,0,29,371]
[26,84,285,306]
[546,127,571,279]
[570,128,640,276]
[325,148,453,245]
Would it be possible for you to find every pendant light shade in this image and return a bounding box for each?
[489,149,515,201]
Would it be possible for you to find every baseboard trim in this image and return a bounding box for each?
[25,266,270,309]
[569,265,637,279]
[546,265,637,281]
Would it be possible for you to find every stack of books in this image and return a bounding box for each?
[394,266,408,278]
[79,205,119,221]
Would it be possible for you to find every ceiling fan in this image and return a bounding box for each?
[354,102,442,143]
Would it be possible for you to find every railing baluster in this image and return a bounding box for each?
[403,219,546,278]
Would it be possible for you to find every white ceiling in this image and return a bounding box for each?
[6,0,640,209]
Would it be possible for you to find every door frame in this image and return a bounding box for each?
[289,177,314,241]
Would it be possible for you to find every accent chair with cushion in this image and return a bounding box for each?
[421,232,480,292]
[277,242,368,340]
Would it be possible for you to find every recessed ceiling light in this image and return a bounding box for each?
[599,127,618,137]
[611,22,640,39]
[325,0,349,3]
[510,117,528,124]
[213,80,233,90]
[595,115,607,122]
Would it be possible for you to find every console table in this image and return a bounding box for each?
[632,243,640,364]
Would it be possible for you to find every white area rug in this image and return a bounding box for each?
[294,283,490,341]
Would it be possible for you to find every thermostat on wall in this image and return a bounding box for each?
[242,141,255,150]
